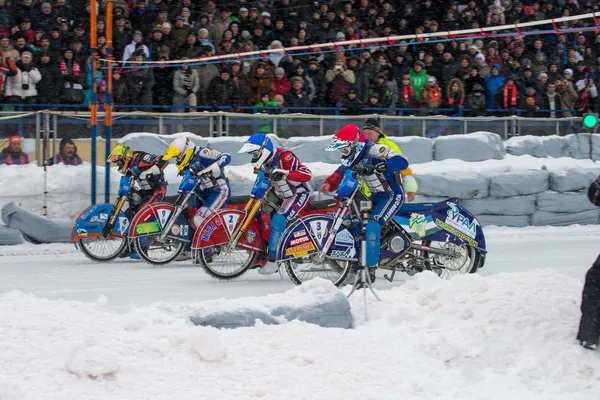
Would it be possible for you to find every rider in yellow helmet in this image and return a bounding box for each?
[320,119,418,201]
[107,144,168,258]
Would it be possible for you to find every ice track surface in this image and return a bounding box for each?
[1,226,600,400]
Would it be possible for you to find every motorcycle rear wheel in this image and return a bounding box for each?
[194,245,256,280]
[77,236,128,262]
[421,240,483,279]
[285,256,351,287]
[133,235,185,265]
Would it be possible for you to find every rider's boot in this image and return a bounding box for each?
[258,260,279,275]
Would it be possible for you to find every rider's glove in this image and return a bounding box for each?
[139,165,160,180]
[197,163,220,177]
[375,163,387,173]
[131,191,143,205]
[271,168,289,181]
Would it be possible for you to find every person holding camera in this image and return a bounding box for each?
[325,55,355,106]
[4,51,41,108]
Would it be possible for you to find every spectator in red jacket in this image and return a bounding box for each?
[273,67,291,96]
[0,135,29,165]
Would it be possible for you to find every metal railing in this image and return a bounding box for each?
[0,106,583,143]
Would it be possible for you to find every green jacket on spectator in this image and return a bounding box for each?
[409,67,428,97]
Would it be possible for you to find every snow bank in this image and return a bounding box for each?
[1,202,71,244]
[188,278,352,329]
[432,131,505,162]
[505,135,567,158]
[1,270,599,399]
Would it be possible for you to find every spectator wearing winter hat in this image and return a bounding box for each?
[173,62,200,112]
[496,78,519,115]
[273,66,291,97]
[207,68,239,111]
[122,30,149,61]
[485,64,505,111]
[36,51,63,106]
[172,17,191,50]
[54,137,82,165]
[409,60,428,98]
[467,84,487,117]
[0,136,29,165]
[284,76,311,109]
[419,76,442,114]
[129,0,156,35]
[4,51,41,108]
[250,61,275,104]
[337,88,363,115]
[519,84,542,118]
[531,51,548,77]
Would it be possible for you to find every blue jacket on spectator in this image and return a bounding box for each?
[485,64,505,110]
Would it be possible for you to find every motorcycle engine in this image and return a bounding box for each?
[384,232,410,255]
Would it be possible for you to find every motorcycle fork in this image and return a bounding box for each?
[159,191,194,241]
[228,189,271,251]
[102,196,126,238]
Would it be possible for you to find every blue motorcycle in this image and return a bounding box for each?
[71,176,133,262]
[276,172,487,286]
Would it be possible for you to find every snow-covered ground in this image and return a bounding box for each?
[1,225,600,399]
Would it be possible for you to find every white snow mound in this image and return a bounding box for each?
[1,270,599,399]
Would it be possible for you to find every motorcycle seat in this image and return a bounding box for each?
[306,199,338,211]
[230,195,251,205]
[400,202,437,212]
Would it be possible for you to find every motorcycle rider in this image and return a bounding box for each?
[320,118,418,202]
[577,176,600,350]
[107,144,168,258]
[239,133,312,275]
[163,136,232,229]
[325,124,409,278]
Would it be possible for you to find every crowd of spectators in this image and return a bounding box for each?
[0,0,600,117]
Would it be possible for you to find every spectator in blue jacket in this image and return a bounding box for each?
[485,64,505,110]
[54,138,82,165]
[0,136,29,165]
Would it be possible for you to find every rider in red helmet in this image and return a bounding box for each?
[326,124,409,275]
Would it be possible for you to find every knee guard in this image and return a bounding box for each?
[363,220,381,268]
[268,213,287,260]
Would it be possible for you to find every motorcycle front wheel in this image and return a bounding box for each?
[284,255,351,287]
[133,234,185,265]
[77,235,128,262]
[421,240,484,279]
[194,245,257,280]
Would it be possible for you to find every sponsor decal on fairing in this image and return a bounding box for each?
[334,229,354,246]
[246,230,257,244]
[289,236,310,246]
[445,202,478,239]
[201,222,217,241]
[285,241,316,257]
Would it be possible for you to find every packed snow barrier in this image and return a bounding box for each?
[189,279,352,329]
[565,133,600,160]
[530,209,600,226]
[536,191,597,213]
[1,202,71,243]
[387,136,434,164]
[416,171,489,199]
[462,195,536,216]
[0,224,24,245]
[285,136,340,164]
[433,132,504,162]
[549,168,600,192]
[476,215,530,227]
[488,170,549,197]
[504,136,567,158]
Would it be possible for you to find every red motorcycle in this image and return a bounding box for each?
[191,172,340,280]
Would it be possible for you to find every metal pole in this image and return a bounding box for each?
[35,111,41,162]
[421,118,426,137]
[209,115,214,137]
[104,0,113,203]
[90,0,98,205]
[158,115,164,135]
[52,113,57,157]
[225,114,229,136]
[42,112,50,217]
[319,117,324,136]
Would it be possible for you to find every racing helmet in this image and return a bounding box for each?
[325,124,369,167]
[238,133,274,170]
[107,144,133,173]
[163,136,196,171]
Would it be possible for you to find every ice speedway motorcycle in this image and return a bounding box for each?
[275,170,487,286]
[71,175,133,261]
[191,170,340,280]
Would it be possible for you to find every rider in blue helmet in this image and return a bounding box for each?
[326,124,409,273]
[239,133,313,275]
